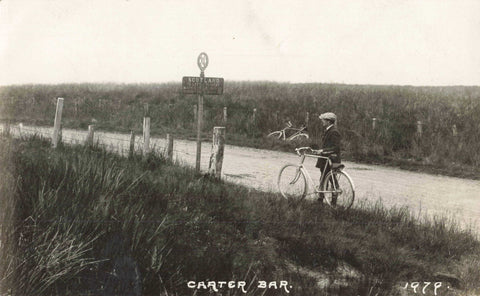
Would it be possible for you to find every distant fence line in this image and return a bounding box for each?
[217,107,459,137]
[0,96,472,168]
[0,96,461,138]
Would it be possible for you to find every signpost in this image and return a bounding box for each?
[182,77,224,95]
[182,52,224,172]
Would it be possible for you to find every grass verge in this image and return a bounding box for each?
[0,134,479,295]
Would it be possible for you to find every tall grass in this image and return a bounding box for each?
[1,83,479,175]
[1,135,479,295]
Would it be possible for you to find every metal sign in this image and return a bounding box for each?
[182,76,224,95]
[197,52,209,71]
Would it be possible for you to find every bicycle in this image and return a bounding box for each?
[267,122,309,141]
[277,147,355,209]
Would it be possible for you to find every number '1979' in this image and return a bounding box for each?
[403,282,449,295]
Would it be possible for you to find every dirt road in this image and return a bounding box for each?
[9,125,480,233]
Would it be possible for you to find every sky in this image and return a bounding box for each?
[0,0,479,86]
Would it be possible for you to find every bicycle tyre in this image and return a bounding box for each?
[288,133,309,141]
[278,164,307,200]
[267,131,283,140]
[322,170,355,209]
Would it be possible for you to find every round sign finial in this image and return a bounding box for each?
[197,52,209,71]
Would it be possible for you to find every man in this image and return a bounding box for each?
[313,112,341,203]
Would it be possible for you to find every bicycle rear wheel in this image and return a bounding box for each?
[278,164,307,200]
[322,170,355,209]
[267,131,283,140]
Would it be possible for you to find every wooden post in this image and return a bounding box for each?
[144,103,149,117]
[86,125,95,147]
[253,108,257,122]
[4,120,10,135]
[196,71,205,172]
[18,123,23,137]
[143,117,150,155]
[31,97,36,113]
[166,134,174,160]
[305,112,309,126]
[129,130,135,158]
[208,127,225,178]
[193,104,197,125]
[143,103,151,155]
[74,102,79,118]
[52,98,64,148]
[452,124,458,137]
[416,121,422,136]
[223,107,227,124]
[372,118,377,131]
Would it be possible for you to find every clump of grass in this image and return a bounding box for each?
[1,135,479,295]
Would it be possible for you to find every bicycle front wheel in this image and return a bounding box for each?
[278,164,307,200]
[322,170,355,209]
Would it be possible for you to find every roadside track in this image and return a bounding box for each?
[7,124,480,233]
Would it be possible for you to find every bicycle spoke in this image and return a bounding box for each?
[322,170,355,209]
[278,165,307,200]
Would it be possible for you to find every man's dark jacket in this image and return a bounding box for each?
[315,125,341,169]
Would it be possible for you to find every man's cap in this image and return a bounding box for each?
[319,112,337,121]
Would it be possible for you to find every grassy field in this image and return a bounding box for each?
[0,82,480,179]
[1,134,479,295]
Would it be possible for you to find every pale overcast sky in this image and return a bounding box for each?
[0,0,479,86]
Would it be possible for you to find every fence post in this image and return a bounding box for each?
[223,107,227,124]
[209,127,225,178]
[372,118,377,131]
[4,120,10,135]
[252,108,257,122]
[144,103,149,117]
[52,98,64,148]
[416,121,422,136]
[129,130,135,158]
[75,101,79,118]
[18,123,23,137]
[166,134,174,160]
[452,124,458,137]
[305,112,309,126]
[30,97,36,114]
[85,125,95,147]
[143,104,150,155]
[143,118,150,155]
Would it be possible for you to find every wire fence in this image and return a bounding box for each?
[3,92,479,168]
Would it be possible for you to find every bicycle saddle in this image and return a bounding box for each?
[331,163,344,170]
[321,151,336,156]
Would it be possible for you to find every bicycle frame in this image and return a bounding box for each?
[294,148,335,195]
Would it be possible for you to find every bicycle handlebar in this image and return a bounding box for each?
[295,147,336,159]
[295,147,313,155]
